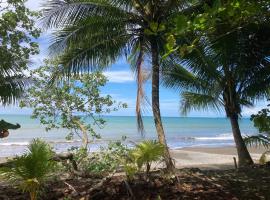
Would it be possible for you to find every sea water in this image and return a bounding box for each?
[0,115,258,157]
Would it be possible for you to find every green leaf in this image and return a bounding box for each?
[175,15,188,34]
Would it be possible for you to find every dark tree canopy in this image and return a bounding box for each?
[0,0,40,105]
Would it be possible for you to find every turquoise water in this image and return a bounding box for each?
[0,115,258,157]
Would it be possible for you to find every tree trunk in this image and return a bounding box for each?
[229,113,254,167]
[151,38,175,171]
[74,119,89,149]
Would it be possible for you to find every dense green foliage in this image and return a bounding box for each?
[163,14,270,166]
[251,102,270,134]
[20,60,127,148]
[245,101,270,150]
[70,140,129,174]
[162,0,270,167]
[0,0,40,105]
[165,0,270,57]
[163,25,270,117]
[0,139,56,200]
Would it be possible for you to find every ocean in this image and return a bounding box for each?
[0,115,258,157]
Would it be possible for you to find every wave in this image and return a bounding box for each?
[0,139,83,146]
[0,142,29,146]
[195,133,233,141]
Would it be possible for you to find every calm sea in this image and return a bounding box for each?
[0,115,258,157]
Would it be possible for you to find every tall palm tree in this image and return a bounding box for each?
[40,0,199,170]
[163,23,270,166]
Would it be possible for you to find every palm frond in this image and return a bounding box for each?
[0,75,31,106]
[128,39,151,135]
[244,134,270,149]
[0,139,56,197]
[41,0,131,29]
[181,92,223,115]
[130,140,164,170]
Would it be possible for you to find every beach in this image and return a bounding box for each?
[1,146,266,170]
[171,146,266,169]
[0,115,264,168]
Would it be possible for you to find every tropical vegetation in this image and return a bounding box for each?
[245,101,270,163]
[163,21,270,166]
[20,60,127,149]
[161,0,270,167]
[39,0,204,170]
[0,139,56,200]
[128,140,165,174]
[0,0,40,105]
[1,0,270,199]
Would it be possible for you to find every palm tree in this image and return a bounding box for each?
[0,75,29,106]
[163,23,270,166]
[0,75,28,137]
[40,0,199,170]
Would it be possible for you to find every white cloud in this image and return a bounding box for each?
[242,106,263,117]
[104,71,135,83]
[26,0,43,11]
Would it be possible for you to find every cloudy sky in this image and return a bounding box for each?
[0,0,266,117]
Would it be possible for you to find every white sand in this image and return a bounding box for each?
[170,146,266,170]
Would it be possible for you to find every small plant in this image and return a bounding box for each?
[129,140,165,174]
[0,139,56,200]
[123,163,137,180]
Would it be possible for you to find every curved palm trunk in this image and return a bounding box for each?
[151,39,175,171]
[229,113,253,167]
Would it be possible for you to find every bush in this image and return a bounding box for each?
[126,140,165,175]
[0,139,57,200]
[70,140,129,175]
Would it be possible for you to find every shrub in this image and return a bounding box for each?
[70,140,129,174]
[128,140,165,174]
[0,139,56,200]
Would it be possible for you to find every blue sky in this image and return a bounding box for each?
[0,0,266,117]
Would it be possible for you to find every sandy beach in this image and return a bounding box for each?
[170,146,267,170]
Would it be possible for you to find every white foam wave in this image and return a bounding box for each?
[195,133,233,141]
[0,142,29,146]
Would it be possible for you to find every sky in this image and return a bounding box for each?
[0,0,266,117]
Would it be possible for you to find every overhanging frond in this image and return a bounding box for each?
[0,75,31,106]
[244,134,270,149]
[181,92,223,115]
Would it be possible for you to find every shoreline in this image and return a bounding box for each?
[1,145,267,169]
[170,146,266,170]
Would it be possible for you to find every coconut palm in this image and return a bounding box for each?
[163,23,270,166]
[40,0,200,170]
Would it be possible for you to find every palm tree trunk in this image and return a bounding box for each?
[229,113,254,167]
[150,38,175,171]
